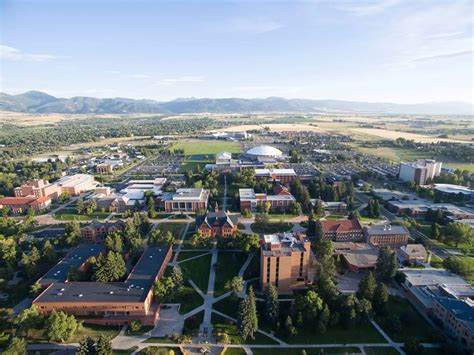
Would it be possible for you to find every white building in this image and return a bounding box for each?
[399,159,442,185]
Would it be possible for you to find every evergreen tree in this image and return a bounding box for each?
[42,239,57,263]
[46,310,78,342]
[105,232,123,253]
[316,303,330,333]
[373,283,389,315]
[356,271,376,301]
[237,286,258,340]
[96,334,113,355]
[4,337,27,355]
[263,284,279,323]
[77,336,96,355]
[375,247,397,281]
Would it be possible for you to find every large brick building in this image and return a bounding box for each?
[365,224,409,248]
[162,188,209,212]
[260,232,313,294]
[0,196,51,214]
[33,246,172,326]
[196,210,238,237]
[81,220,126,243]
[254,168,297,184]
[239,184,295,213]
[319,219,364,242]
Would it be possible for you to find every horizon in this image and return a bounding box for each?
[1,0,473,104]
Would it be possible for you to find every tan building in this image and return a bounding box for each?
[365,224,409,248]
[260,232,312,294]
[398,244,427,264]
[33,246,172,326]
[14,179,60,200]
[96,163,113,174]
[55,174,96,196]
[432,298,474,352]
[320,219,364,242]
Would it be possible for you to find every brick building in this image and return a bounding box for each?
[260,232,313,294]
[254,168,297,184]
[319,219,364,242]
[81,220,126,243]
[196,210,238,237]
[0,196,51,214]
[365,224,409,248]
[55,174,96,196]
[239,184,296,213]
[14,179,60,200]
[162,188,209,212]
[33,246,172,326]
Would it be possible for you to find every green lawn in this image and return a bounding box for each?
[214,251,248,297]
[275,321,385,345]
[138,346,183,354]
[126,325,154,336]
[243,253,260,280]
[251,222,292,234]
[171,140,241,155]
[251,348,362,355]
[167,280,204,314]
[179,253,212,293]
[69,324,121,343]
[430,254,444,268]
[364,347,399,355]
[156,222,187,240]
[213,295,241,316]
[375,296,440,343]
[54,210,111,221]
[211,313,278,345]
[177,251,210,262]
[223,348,247,355]
[183,310,204,336]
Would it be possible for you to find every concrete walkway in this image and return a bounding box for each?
[370,320,404,355]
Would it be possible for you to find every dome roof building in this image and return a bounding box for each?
[246,145,283,158]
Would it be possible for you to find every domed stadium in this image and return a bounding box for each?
[246,145,283,158]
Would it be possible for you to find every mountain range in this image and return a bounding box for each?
[0,91,472,115]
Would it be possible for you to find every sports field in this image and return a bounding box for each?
[171,139,241,155]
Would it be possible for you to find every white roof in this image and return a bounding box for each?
[216,151,232,159]
[403,269,470,287]
[255,168,296,176]
[246,145,282,157]
[433,184,473,195]
[239,188,256,200]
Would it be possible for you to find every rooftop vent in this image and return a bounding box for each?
[78,294,83,297]
[109,291,114,295]
[57,292,63,296]
[60,288,65,291]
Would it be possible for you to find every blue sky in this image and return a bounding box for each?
[1,0,473,103]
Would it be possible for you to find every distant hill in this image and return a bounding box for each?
[0,91,472,115]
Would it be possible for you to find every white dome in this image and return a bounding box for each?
[246,145,283,157]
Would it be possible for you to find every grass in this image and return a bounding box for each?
[223,348,247,355]
[251,222,292,234]
[171,140,241,155]
[156,222,187,240]
[430,254,444,268]
[211,313,278,345]
[138,346,183,354]
[126,325,154,336]
[214,251,248,297]
[458,256,474,284]
[177,250,210,262]
[183,310,204,336]
[53,210,111,221]
[179,253,212,293]
[364,347,400,355]
[375,296,439,343]
[243,253,260,280]
[69,323,121,342]
[251,348,362,355]
[213,295,241,316]
[167,280,204,314]
[143,337,179,344]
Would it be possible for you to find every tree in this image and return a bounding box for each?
[314,238,335,278]
[46,310,79,342]
[356,271,376,301]
[4,337,27,355]
[237,286,258,340]
[373,283,389,315]
[341,294,357,328]
[316,304,330,333]
[285,315,297,336]
[357,298,373,320]
[445,222,473,247]
[147,197,157,218]
[96,334,113,355]
[130,320,142,332]
[105,232,123,253]
[16,306,42,337]
[313,199,324,216]
[93,251,126,282]
[298,290,323,321]
[65,220,81,245]
[316,272,339,305]
[0,238,17,275]
[30,281,42,296]
[42,239,57,263]
[376,247,397,281]
[225,276,244,295]
[76,197,85,214]
[170,267,184,293]
[77,336,96,355]
[404,338,424,355]
[263,284,279,323]
[443,256,472,278]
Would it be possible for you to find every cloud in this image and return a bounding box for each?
[129,74,151,79]
[335,0,402,16]
[411,49,473,63]
[0,45,56,62]
[154,76,205,86]
[226,18,283,34]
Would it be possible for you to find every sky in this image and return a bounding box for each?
[0,0,473,104]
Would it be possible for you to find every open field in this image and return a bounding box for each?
[351,127,469,143]
[210,123,325,133]
[171,139,241,155]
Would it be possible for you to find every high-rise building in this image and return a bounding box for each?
[399,159,442,185]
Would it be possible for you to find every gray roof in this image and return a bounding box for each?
[35,246,170,303]
[366,224,409,236]
[39,244,106,285]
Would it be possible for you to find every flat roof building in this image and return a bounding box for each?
[399,159,442,185]
[34,246,172,326]
[55,174,96,196]
[365,224,410,248]
[162,188,209,212]
[260,232,313,294]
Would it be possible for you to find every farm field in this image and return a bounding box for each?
[171,139,241,155]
